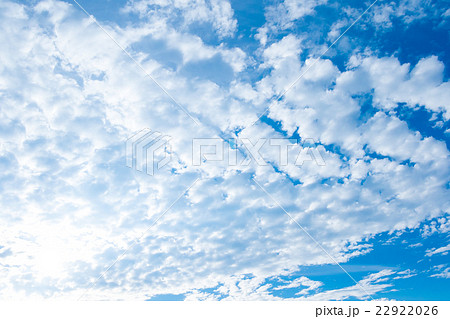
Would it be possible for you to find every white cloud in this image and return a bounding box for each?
[184,269,414,300]
[263,0,327,31]
[273,276,323,295]
[358,56,450,118]
[261,34,303,70]
[421,216,450,237]
[426,244,450,257]
[123,0,237,38]
[430,265,450,279]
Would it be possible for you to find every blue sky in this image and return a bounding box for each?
[0,0,449,300]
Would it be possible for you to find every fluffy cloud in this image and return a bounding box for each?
[123,0,237,38]
[185,268,416,300]
[263,0,327,30]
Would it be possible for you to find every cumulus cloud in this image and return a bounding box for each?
[185,268,416,300]
[263,0,327,31]
[123,0,238,38]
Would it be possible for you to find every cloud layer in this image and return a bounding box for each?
[0,0,449,300]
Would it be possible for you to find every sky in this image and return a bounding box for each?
[0,0,449,300]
